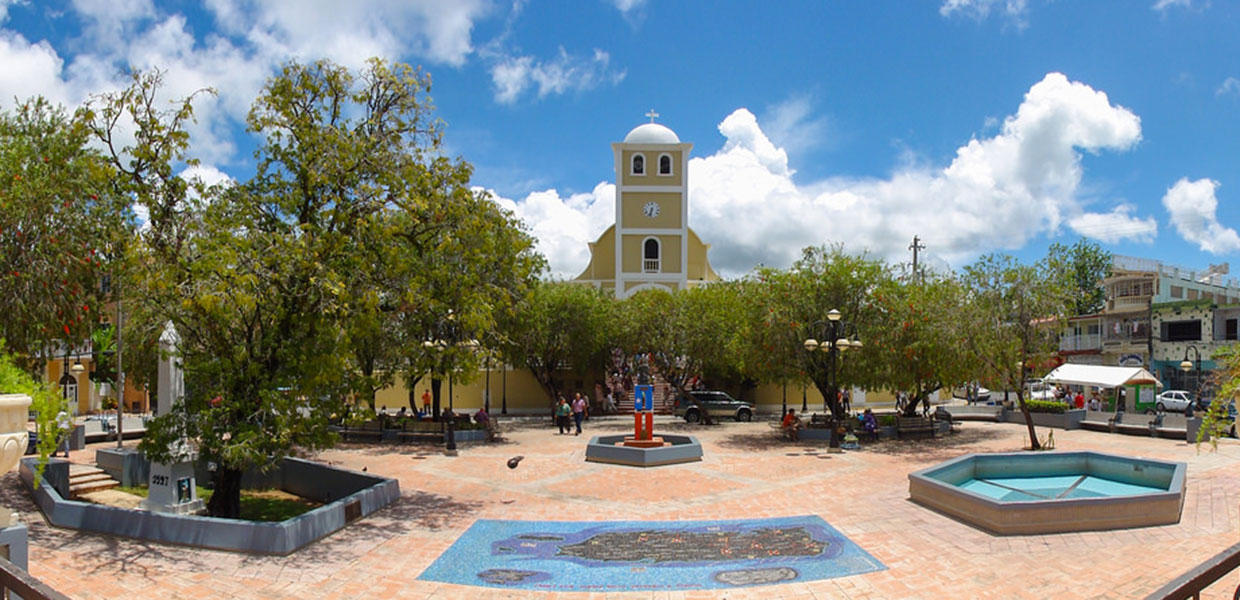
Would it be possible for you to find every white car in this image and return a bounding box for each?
[1026,379,1056,401]
[1156,390,1196,413]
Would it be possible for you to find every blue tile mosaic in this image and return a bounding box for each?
[418,515,885,592]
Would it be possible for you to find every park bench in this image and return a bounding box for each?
[808,413,833,428]
[340,420,383,442]
[1112,412,1155,436]
[1078,410,1114,432]
[896,415,935,440]
[397,420,443,443]
[1153,413,1189,440]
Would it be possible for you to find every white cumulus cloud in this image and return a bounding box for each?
[493,72,1155,279]
[205,0,489,68]
[490,47,626,104]
[1161,178,1240,254]
[1217,77,1240,97]
[1067,204,1157,244]
[940,0,1028,26]
[1152,0,1195,12]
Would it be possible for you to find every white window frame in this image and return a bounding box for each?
[657,153,673,176]
[642,237,661,273]
[631,153,646,176]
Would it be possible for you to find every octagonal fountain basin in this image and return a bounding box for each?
[584,434,703,467]
[909,451,1185,535]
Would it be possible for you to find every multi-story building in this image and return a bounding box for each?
[1059,255,1240,392]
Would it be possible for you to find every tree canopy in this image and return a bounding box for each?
[0,98,129,372]
[95,59,540,518]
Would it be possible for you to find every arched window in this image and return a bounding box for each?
[59,373,78,406]
[643,237,660,273]
[631,154,645,175]
[658,154,672,175]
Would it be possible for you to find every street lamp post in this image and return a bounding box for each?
[485,356,491,413]
[1180,345,1203,406]
[802,309,862,447]
[501,365,508,415]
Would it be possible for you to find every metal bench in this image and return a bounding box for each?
[1078,410,1114,432]
[1112,412,1155,436]
[1153,413,1188,440]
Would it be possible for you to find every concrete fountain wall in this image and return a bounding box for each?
[908,451,1186,535]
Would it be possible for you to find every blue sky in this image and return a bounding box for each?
[2,0,1238,280]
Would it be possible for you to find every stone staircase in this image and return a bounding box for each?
[68,463,120,499]
[614,380,676,414]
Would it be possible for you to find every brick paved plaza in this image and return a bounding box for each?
[6,417,1240,599]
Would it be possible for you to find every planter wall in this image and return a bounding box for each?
[22,456,399,555]
[1005,408,1085,430]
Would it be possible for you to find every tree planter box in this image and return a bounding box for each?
[21,456,399,555]
[878,426,897,440]
[944,405,1004,422]
[448,429,487,443]
[1006,408,1086,430]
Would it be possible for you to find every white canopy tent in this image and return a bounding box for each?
[1042,364,1162,390]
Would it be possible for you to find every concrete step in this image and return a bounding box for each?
[69,473,115,486]
[68,464,105,477]
[69,478,120,497]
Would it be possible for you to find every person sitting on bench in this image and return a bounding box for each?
[781,409,802,441]
[860,408,878,441]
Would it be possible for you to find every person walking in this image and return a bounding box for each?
[572,393,588,436]
[555,397,572,434]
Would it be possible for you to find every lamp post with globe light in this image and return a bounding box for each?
[1180,345,1203,409]
[802,309,862,447]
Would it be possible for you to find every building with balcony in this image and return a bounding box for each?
[1061,256,1240,372]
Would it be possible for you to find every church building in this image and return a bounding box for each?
[574,116,720,298]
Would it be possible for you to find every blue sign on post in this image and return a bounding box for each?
[634,385,653,412]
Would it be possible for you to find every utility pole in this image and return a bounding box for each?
[909,235,926,282]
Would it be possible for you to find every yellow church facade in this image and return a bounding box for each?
[574,120,720,297]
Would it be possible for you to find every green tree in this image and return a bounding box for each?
[500,281,613,413]
[0,98,127,373]
[747,246,887,420]
[960,253,1074,450]
[869,274,974,417]
[101,58,525,518]
[1047,238,1112,316]
[0,341,70,483]
[1197,344,1240,452]
[382,182,543,419]
[616,282,750,425]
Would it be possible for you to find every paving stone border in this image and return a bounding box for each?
[19,456,399,555]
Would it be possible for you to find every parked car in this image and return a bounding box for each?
[673,391,754,423]
[1156,390,1196,413]
[1026,379,1056,401]
[23,430,36,456]
[952,384,992,403]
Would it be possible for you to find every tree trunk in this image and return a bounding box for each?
[1016,392,1041,450]
[406,374,423,412]
[430,377,442,421]
[527,367,560,424]
[208,466,243,519]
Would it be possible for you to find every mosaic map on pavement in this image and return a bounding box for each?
[418,515,885,591]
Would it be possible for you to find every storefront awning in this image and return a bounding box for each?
[1042,364,1162,389]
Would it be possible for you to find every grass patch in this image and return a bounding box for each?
[114,486,322,522]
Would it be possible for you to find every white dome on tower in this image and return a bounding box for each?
[624,122,680,144]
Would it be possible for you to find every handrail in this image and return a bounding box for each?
[0,555,71,600]
[1144,538,1240,600]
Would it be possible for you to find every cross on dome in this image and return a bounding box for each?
[645,109,659,123]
